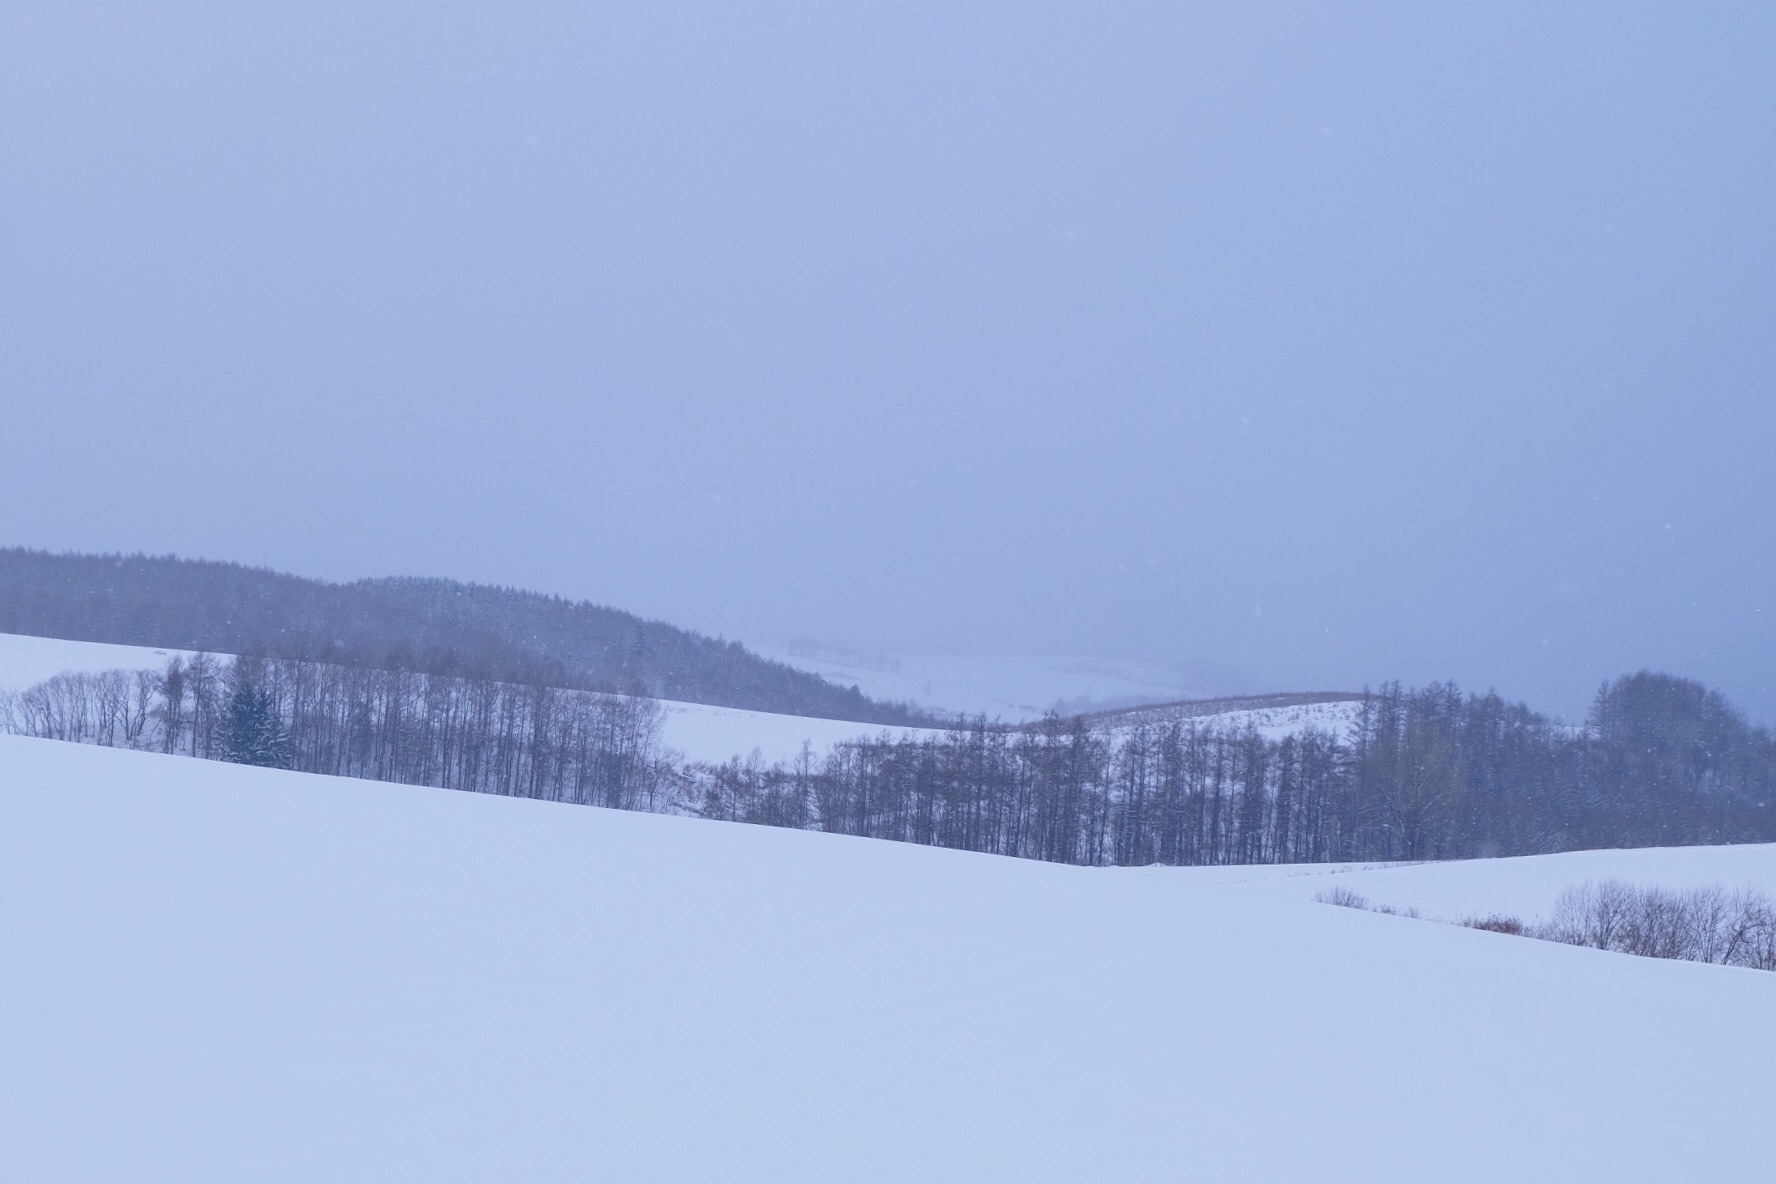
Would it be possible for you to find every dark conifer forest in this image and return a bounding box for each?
[0,548,930,725]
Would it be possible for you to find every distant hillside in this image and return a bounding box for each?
[1073,691,1363,729]
[0,549,932,725]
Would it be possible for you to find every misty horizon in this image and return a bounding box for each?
[2,4,1771,724]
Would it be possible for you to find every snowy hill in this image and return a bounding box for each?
[752,641,1244,720]
[0,550,929,726]
[4,733,1772,1181]
[1080,690,1366,740]
[652,697,936,764]
[0,630,190,688]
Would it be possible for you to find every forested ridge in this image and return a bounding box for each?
[0,548,931,725]
[7,648,1772,867]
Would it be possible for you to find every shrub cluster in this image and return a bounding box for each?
[1316,878,1776,972]
[1311,885,1418,917]
[1536,880,1776,970]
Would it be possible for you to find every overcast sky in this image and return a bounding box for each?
[2,2,1771,722]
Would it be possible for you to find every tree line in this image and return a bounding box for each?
[6,656,1773,867]
[4,653,673,812]
[689,677,1775,865]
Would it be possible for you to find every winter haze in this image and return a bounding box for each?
[2,3,1771,721]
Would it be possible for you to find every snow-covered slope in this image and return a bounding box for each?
[655,698,935,765]
[4,733,1771,1182]
[1257,843,1776,921]
[752,642,1239,720]
[1086,692,1366,741]
[0,631,190,690]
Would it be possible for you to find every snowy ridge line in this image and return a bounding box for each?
[753,645,1233,721]
[1071,690,1365,730]
[0,551,937,727]
[1086,695,1367,743]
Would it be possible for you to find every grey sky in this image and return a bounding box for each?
[2,3,1772,722]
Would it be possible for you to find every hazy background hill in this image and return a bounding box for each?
[0,549,931,725]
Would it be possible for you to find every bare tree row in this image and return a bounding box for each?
[685,676,1776,866]
[3,653,672,811]
[8,660,1773,869]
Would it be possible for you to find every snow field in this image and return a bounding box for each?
[654,698,936,765]
[1265,841,1776,922]
[752,644,1228,720]
[0,631,190,691]
[4,733,1772,1183]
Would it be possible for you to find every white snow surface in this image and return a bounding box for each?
[752,643,1230,720]
[1090,694,1366,742]
[0,631,191,690]
[656,698,934,765]
[1260,844,1776,921]
[4,733,1773,1182]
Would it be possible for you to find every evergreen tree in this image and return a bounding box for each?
[218,679,292,769]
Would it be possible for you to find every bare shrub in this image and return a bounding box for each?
[1371,901,1421,919]
[1307,875,1775,974]
[1722,890,1776,971]
[1462,915,1526,935]
[1314,885,1370,909]
[1533,880,1776,970]
[1310,885,1424,918]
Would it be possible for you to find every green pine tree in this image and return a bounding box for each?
[218,680,292,769]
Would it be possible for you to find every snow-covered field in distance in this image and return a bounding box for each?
[662,693,1367,768]
[653,698,935,765]
[0,631,191,690]
[752,640,1246,720]
[4,732,1772,1182]
[1084,692,1365,741]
